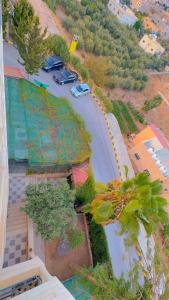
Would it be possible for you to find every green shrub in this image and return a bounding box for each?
[143,95,163,112]
[75,171,96,205]
[70,55,89,81]
[47,34,70,62]
[43,0,57,11]
[127,101,146,124]
[88,215,109,266]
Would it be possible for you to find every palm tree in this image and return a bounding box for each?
[84,172,168,242]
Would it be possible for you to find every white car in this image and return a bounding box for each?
[71,83,90,97]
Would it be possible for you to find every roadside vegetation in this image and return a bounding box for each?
[84,171,168,243]
[112,101,138,134]
[75,172,109,265]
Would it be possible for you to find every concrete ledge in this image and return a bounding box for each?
[13,277,74,300]
[0,257,52,289]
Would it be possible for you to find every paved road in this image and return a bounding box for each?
[4,42,118,183]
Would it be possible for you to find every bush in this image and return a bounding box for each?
[127,101,146,124]
[88,215,109,266]
[43,0,57,11]
[70,55,89,81]
[143,95,163,112]
[47,34,70,62]
[75,171,96,205]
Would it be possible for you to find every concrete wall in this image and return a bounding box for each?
[0,0,9,269]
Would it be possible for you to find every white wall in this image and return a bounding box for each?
[0,0,9,269]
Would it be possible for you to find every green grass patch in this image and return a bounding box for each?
[112,101,127,134]
[118,101,138,133]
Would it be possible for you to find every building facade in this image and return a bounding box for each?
[0,2,74,298]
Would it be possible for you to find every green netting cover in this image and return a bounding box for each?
[5,77,91,167]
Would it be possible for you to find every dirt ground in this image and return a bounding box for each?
[44,214,92,281]
[110,73,169,138]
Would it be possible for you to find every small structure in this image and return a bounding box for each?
[129,125,169,203]
[139,34,165,55]
[71,160,89,187]
[108,0,137,27]
[143,17,158,33]
[4,65,25,79]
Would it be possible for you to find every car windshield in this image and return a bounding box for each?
[76,85,83,92]
[62,70,70,78]
[47,57,55,65]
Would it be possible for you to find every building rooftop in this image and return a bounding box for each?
[133,124,169,149]
[139,34,165,55]
[133,125,169,178]
[143,17,158,32]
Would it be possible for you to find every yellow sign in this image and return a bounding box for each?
[69,35,79,55]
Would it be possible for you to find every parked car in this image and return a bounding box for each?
[71,83,90,97]
[53,69,78,85]
[42,55,64,72]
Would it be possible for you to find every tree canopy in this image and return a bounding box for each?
[47,34,70,62]
[85,172,168,243]
[23,179,84,248]
[11,0,48,74]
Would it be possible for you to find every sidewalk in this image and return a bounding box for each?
[107,113,135,180]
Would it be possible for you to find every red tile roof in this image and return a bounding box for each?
[4,66,25,79]
[72,160,89,187]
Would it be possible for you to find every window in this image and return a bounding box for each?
[144,169,150,176]
[134,153,140,160]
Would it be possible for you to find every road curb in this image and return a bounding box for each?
[92,93,123,180]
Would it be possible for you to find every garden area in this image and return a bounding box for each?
[5,77,91,168]
[112,101,138,134]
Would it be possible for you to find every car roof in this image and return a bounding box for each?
[50,55,64,62]
[80,83,89,90]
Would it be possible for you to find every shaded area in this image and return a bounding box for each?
[5,77,91,168]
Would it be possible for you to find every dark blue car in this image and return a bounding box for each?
[42,55,64,72]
